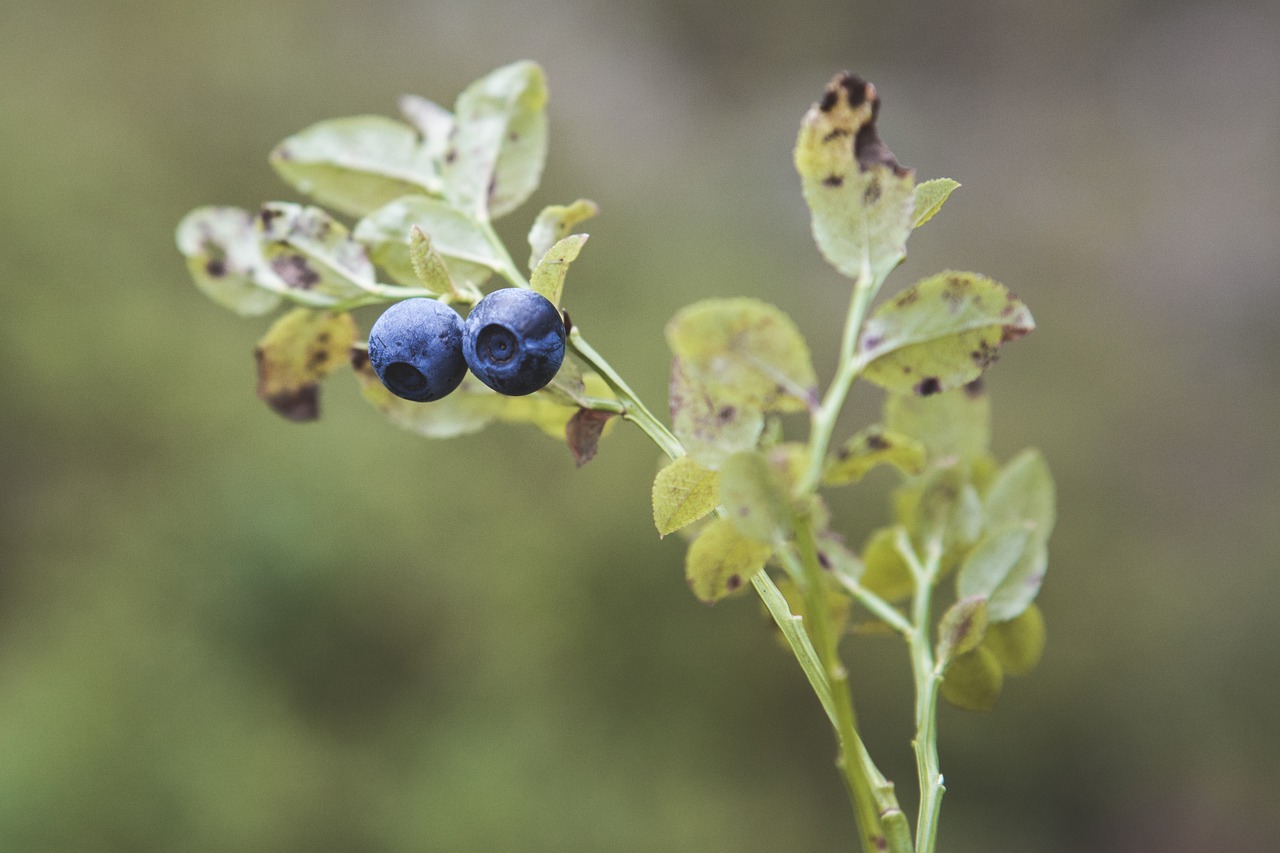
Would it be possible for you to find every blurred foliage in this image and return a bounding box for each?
[1,0,1279,851]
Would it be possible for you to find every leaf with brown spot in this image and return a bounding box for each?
[794,73,915,289]
[255,309,357,422]
[175,206,284,315]
[937,595,989,665]
[257,203,379,301]
[823,426,926,486]
[685,518,773,604]
[859,271,1035,394]
[668,357,765,470]
[566,409,614,467]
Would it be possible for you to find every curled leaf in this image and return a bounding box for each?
[531,234,588,307]
[911,178,960,228]
[528,199,600,271]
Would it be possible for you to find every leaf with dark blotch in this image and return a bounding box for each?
[444,61,548,221]
[566,409,614,467]
[255,309,357,421]
[256,203,378,300]
[859,271,1035,395]
[269,115,441,217]
[884,383,991,467]
[937,595,989,665]
[685,518,773,604]
[718,450,795,545]
[794,72,915,288]
[668,357,765,470]
[823,426,926,486]
[175,206,284,316]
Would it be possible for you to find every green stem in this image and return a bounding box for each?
[787,516,894,853]
[898,531,946,853]
[800,278,878,493]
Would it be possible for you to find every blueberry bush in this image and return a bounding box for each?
[177,61,1055,853]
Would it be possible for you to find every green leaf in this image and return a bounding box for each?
[354,195,500,291]
[718,450,795,545]
[794,73,915,288]
[668,357,765,470]
[255,309,356,421]
[911,178,960,228]
[985,450,1056,538]
[406,226,451,296]
[530,234,588,307]
[859,271,1035,396]
[911,464,984,550]
[269,116,439,217]
[652,456,720,537]
[444,60,548,221]
[175,206,283,316]
[823,426,926,486]
[884,382,991,466]
[685,518,774,604]
[666,298,817,414]
[397,94,455,164]
[979,450,1055,620]
[983,603,1046,676]
[937,595,989,665]
[528,199,599,271]
[860,527,914,602]
[940,646,1003,712]
[352,346,503,438]
[257,203,377,301]
[956,525,1034,604]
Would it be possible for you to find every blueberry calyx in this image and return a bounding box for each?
[463,289,566,396]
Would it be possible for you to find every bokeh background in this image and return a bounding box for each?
[2,1,1278,850]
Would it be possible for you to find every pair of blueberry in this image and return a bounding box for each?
[368,289,566,401]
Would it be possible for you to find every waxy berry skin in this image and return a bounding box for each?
[464,289,566,396]
[368,298,468,402]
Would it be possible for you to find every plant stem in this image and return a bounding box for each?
[788,516,897,853]
[800,276,878,493]
[898,530,946,853]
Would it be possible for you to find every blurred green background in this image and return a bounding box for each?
[2,1,1278,850]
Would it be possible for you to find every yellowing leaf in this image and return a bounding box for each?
[794,73,915,288]
[652,456,720,537]
[860,527,914,602]
[983,603,1046,676]
[718,450,795,545]
[884,382,992,466]
[666,298,817,414]
[269,116,439,217]
[528,199,599,271]
[940,646,1004,712]
[823,426,926,486]
[859,271,1035,395]
[685,518,774,604]
[255,309,357,421]
[530,234,588,307]
[668,357,765,470]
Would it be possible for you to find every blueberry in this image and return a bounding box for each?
[367,298,467,402]
[463,289,566,396]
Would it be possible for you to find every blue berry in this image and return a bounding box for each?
[368,298,467,402]
[463,289,566,396]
